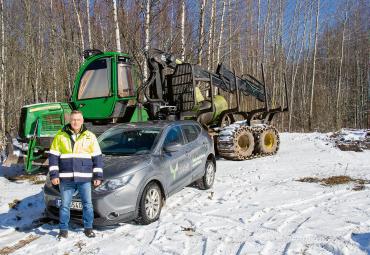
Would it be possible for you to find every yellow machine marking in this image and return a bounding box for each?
[29,105,61,112]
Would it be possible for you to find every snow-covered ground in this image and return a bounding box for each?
[0,133,370,255]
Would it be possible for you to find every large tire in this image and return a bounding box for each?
[255,126,279,154]
[197,160,216,190]
[218,125,255,160]
[137,182,163,225]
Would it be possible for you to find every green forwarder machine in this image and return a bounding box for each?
[14,49,288,173]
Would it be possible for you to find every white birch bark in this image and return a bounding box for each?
[50,0,57,101]
[180,0,185,61]
[309,0,320,130]
[228,0,232,68]
[72,0,85,52]
[207,0,216,70]
[197,0,207,65]
[336,1,348,129]
[216,0,226,64]
[0,0,5,141]
[113,0,121,52]
[256,0,260,73]
[87,0,92,49]
[289,3,308,131]
[144,0,151,81]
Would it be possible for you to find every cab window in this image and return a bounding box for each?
[181,124,200,143]
[163,126,184,146]
[117,61,135,97]
[78,58,111,99]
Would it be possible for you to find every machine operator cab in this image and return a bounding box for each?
[71,50,146,122]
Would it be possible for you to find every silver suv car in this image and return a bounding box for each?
[44,120,216,226]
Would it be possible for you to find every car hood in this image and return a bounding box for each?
[102,154,152,179]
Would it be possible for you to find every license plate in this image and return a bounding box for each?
[56,199,83,210]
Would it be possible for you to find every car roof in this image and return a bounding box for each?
[112,120,200,130]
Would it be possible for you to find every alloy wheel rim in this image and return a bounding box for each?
[145,188,160,219]
[206,163,215,185]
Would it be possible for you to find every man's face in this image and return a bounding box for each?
[70,113,84,133]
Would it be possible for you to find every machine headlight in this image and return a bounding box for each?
[95,175,133,192]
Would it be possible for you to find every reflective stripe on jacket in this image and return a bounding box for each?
[48,124,103,182]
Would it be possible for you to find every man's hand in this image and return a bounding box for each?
[51,178,60,185]
[93,180,101,187]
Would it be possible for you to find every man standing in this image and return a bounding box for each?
[48,110,103,239]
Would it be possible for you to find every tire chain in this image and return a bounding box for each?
[216,121,280,161]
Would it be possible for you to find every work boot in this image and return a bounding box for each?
[57,230,68,239]
[83,228,96,238]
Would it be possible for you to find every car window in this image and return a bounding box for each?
[98,127,161,155]
[181,124,200,143]
[163,126,184,147]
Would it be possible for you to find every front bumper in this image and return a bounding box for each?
[44,183,138,226]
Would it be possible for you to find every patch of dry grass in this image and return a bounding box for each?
[321,175,353,186]
[297,175,369,191]
[8,199,21,209]
[7,174,45,185]
[0,235,40,254]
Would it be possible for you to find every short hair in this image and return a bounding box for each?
[70,110,84,118]
[71,110,83,116]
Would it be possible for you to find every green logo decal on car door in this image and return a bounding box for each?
[170,162,179,180]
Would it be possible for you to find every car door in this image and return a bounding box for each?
[161,126,191,195]
[181,124,208,181]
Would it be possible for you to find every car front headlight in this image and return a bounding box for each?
[95,175,133,192]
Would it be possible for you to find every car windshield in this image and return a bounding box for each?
[98,127,161,155]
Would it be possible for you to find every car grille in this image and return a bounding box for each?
[48,206,100,219]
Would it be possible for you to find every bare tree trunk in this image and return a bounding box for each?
[180,0,185,61]
[72,0,85,53]
[113,0,121,52]
[262,0,270,64]
[228,0,232,106]
[99,14,106,52]
[309,0,320,130]
[335,1,348,129]
[207,0,216,70]
[216,0,226,63]
[144,0,151,81]
[0,0,5,144]
[256,0,260,73]
[289,2,308,131]
[50,0,58,101]
[87,0,92,49]
[197,0,207,65]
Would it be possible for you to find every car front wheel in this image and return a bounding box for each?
[137,182,163,225]
[197,160,215,190]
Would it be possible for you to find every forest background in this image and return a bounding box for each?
[0,0,369,150]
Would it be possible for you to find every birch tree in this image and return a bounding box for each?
[87,0,92,49]
[216,0,226,63]
[207,0,216,70]
[143,0,151,81]
[0,0,5,147]
[113,0,121,52]
[309,0,320,130]
[335,1,349,129]
[72,0,85,53]
[197,0,207,65]
[180,0,185,61]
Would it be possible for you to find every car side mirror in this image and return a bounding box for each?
[163,143,182,153]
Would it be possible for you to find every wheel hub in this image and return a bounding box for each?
[145,189,160,219]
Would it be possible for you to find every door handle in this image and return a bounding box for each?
[78,103,86,108]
